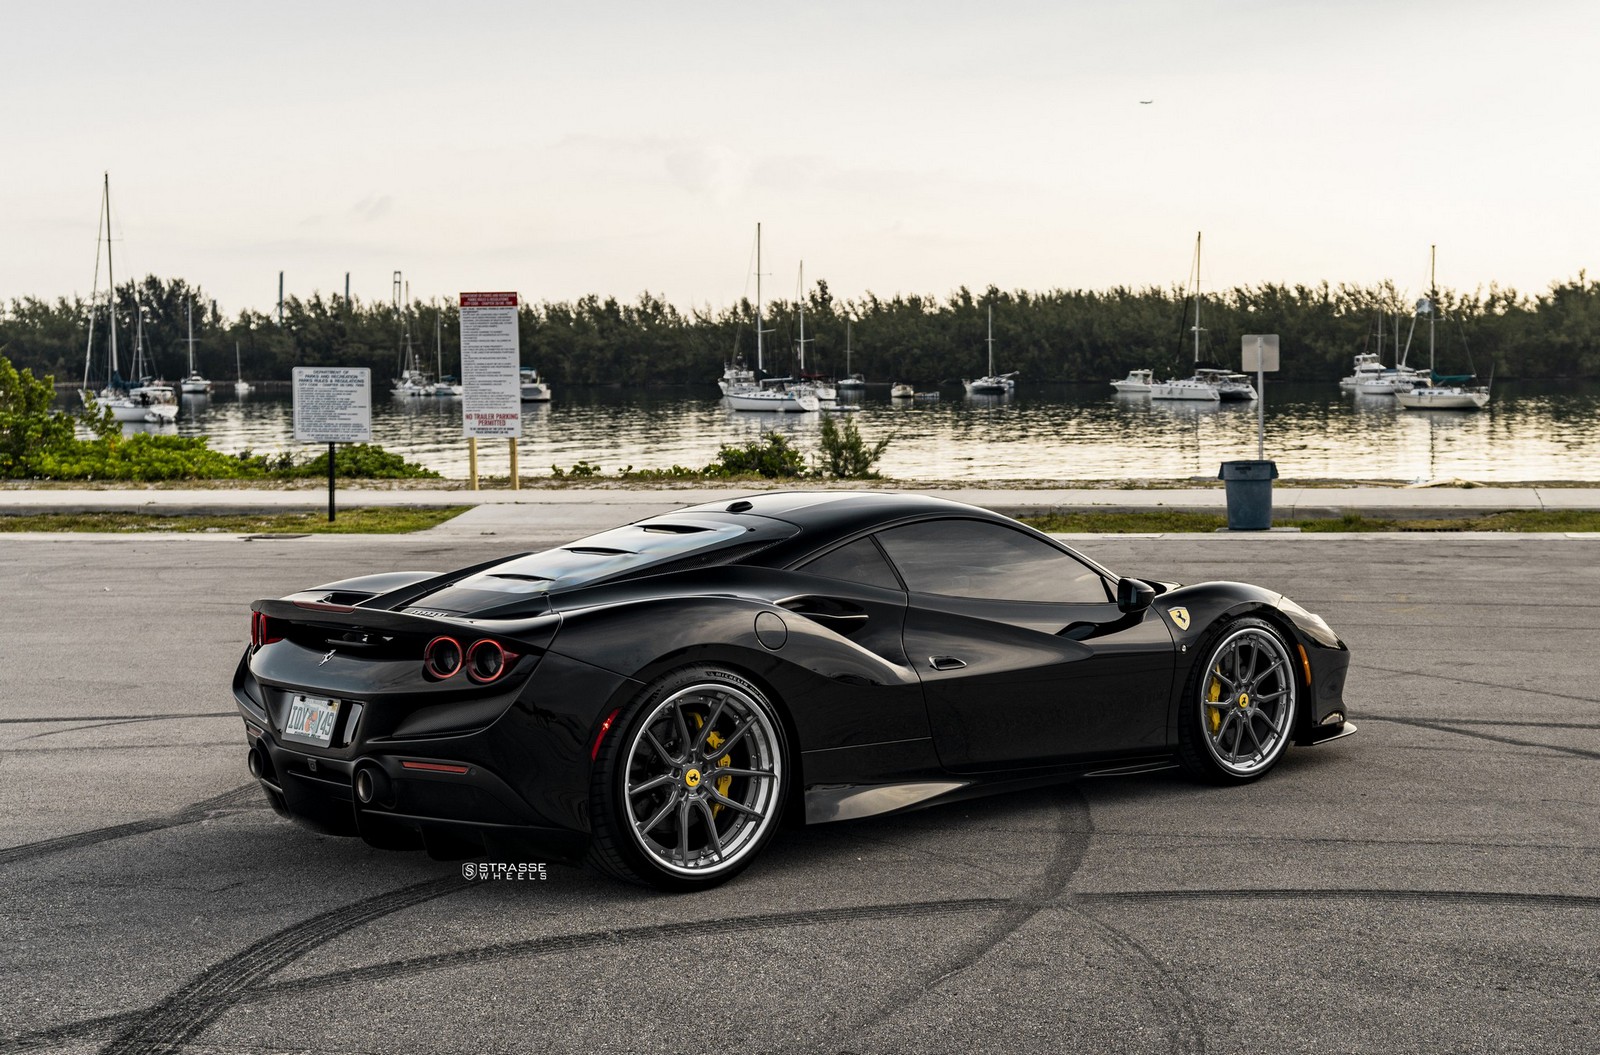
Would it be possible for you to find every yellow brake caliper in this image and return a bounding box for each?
[1207,671,1224,734]
[689,715,734,815]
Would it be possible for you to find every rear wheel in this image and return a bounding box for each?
[1177,617,1298,783]
[588,665,789,890]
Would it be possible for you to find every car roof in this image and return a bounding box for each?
[672,490,986,536]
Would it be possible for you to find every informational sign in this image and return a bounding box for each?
[291,367,372,443]
[1241,334,1280,372]
[459,291,523,438]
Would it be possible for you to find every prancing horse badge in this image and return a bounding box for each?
[1167,607,1191,631]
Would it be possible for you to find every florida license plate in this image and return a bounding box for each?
[283,695,341,747]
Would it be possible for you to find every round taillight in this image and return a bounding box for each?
[466,639,511,683]
[424,636,463,679]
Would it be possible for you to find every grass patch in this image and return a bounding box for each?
[1020,509,1600,533]
[0,506,472,534]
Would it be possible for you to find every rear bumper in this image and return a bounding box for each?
[242,722,589,863]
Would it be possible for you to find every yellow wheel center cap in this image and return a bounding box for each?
[1238,693,1250,709]
[683,768,702,789]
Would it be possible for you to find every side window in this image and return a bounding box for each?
[797,537,903,592]
[875,519,1108,603]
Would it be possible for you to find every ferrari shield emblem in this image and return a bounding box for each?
[1168,607,1191,631]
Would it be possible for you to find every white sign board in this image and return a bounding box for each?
[1241,334,1280,372]
[292,367,372,443]
[459,291,523,438]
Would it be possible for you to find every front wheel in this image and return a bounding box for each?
[588,666,789,890]
[1177,617,1298,783]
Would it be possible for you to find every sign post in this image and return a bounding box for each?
[459,292,523,490]
[292,367,373,521]
[1241,334,1280,459]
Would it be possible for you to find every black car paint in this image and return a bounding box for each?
[234,491,1351,863]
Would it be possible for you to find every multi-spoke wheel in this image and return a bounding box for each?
[1178,617,1298,783]
[588,666,789,890]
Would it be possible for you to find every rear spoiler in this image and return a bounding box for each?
[253,598,562,650]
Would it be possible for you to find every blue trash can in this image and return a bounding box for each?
[1218,460,1278,530]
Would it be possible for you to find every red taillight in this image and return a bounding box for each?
[465,639,517,683]
[423,636,464,679]
[250,611,282,649]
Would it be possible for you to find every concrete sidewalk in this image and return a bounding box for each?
[2,483,1598,538]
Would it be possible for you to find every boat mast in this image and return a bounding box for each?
[186,299,197,374]
[986,305,995,375]
[846,321,852,374]
[755,224,764,374]
[436,310,444,378]
[1428,244,1437,375]
[83,176,108,390]
[1190,231,1203,364]
[105,173,119,377]
[796,261,813,373]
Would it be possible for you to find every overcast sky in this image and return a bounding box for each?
[5,0,1593,315]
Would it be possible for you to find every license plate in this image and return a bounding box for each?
[283,695,341,747]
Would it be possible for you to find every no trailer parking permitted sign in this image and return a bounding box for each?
[459,291,522,439]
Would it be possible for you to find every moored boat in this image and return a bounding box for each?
[1110,369,1154,393]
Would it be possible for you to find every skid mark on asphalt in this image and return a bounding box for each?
[0,898,1011,1053]
[97,877,464,1055]
[1366,715,1600,762]
[0,785,259,867]
[783,787,1206,1055]
[1351,663,1600,706]
[0,712,236,724]
[1078,888,1600,910]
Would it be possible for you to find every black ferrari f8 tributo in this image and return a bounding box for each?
[235,491,1354,889]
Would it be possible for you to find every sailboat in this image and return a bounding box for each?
[431,311,462,396]
[391,287,434,396]
[1151,232,1255,402]
[836,322,865,390]
[963,306,1017,395]
[1395,247,1491,411]
[179,300,212,393]
[724,225,818,413]
[79,174,179,424]
[792,261,836,402]
[233,342,253,395]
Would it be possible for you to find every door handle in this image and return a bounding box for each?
[928,655,967,671]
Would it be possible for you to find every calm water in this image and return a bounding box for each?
[62,381,1600,482]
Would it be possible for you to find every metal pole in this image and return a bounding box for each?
[1255,336,1265,460]
[509,438,519,490]
[278,271,284,326]
[327,443,336,522]
[468,437,479,490]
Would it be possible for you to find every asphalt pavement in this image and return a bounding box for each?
[1,530,1597,1053]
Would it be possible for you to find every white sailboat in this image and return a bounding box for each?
[1152,233,1256,401]
[724,225,818,413]
[178,302,211,393]
[792,261,836,402]
[431,311,462,397]
[391,289,434,396]
[1395,247,1491,411]
[836,322,865,390]
[233,341,253,396]
[963,306,1017,394]
[79,174,179,424]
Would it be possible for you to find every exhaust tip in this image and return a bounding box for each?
[354,764,393,807]
[247,747,264,779]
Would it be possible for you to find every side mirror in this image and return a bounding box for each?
[1116,577,1155,614]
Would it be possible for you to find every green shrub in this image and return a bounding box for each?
[281,443,440,480]
[815,416,890,479]
[705,432,807,478]
[551,460,603,479]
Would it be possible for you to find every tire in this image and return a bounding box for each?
[588,665,790,891]
[1177,617,1298,784]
